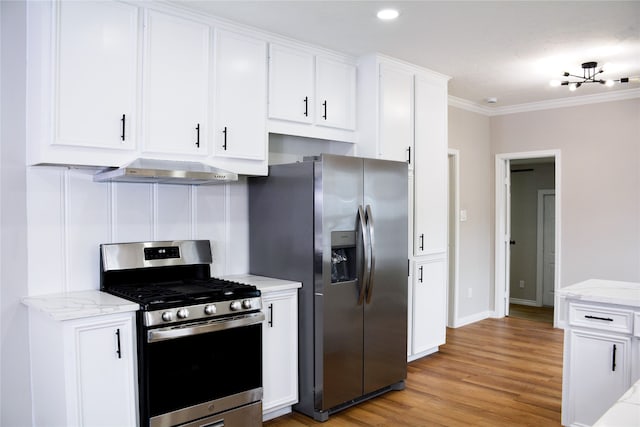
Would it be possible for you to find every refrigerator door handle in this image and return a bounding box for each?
[357,205,370,305]
[365,204,376,303]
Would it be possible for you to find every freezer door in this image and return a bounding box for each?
[316,155,365,410]
[362,158,408,393]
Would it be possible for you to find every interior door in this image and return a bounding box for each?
[542,192,556,306]
[504,162,512,316]
[362,158,408,393]
[317,155,364,410]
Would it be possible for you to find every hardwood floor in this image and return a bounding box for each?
[264,317,564,426]
[509,304,555,324]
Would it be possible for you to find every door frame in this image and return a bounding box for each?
[536,189,555,306]
[494,150,561,326]
[447,149,460,327]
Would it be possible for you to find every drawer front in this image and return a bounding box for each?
[569,303,633,334]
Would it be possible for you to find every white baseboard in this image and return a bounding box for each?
[509,298,539,307]
[452,310,493,328]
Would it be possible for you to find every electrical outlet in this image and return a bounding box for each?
[467,288,473,298]
[519,280,525,288]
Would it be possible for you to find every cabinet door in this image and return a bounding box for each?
[73,315,137,426]
[412,258,447,355]
[379,63,413,164]
[262,290,298,413]
[567,329,631,426]
[55,1,138,150]
[315,57,356,130]
[143,10,209,155]
[413,75,448,256]
[213,30,267,160]
[268,44,314,124]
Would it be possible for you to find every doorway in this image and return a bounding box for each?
[494,150,561,326]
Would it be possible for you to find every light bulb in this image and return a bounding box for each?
[605,80,615,87]
[569,83,578,91]
[377,9,399,20]
[549,80,561,87]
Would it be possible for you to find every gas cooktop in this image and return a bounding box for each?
[107,278,261,310]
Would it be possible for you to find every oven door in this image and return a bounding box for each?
[140,312,264,427]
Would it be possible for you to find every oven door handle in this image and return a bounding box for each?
[147,312,265,343]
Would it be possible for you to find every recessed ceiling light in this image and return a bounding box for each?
[377,9,399,20]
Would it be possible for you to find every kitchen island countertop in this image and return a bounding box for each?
[593,378,640,426]
[557,279,640,307]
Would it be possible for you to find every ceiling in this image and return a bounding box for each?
[172,0,640,109]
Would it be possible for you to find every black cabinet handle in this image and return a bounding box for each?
[304,96,309,117]
[268,303,274,327]
[322,100,327,120]
[222,126,227,151]
[120,114,126,141]
[419,266,424,283]
[419,234,424,251]
[585,315,614,322]
[115,328,122,359]
[407,146,411,164]
[612,344,617,371]
[195,123,200,148]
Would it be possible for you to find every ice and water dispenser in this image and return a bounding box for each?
[330,231,357,284]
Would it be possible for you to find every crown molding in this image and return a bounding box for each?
[448,88,640,117]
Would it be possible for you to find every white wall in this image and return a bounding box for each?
[492,99,640,287]
[26,168,250,296]
[447,106,493,324]
[1,1,33,425]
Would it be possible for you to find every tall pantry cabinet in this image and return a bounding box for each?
[357,54,450,361]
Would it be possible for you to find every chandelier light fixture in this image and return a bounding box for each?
[550,61,630,92]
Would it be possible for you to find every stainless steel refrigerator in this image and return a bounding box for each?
[249,154,408,421]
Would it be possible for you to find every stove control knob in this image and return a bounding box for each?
[161,311,174,322]
[204,304,217,315]
[176,308,189,319]
[230,301,242,311]
[242,299,253,309]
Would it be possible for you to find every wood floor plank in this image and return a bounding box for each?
[264,317,563,426]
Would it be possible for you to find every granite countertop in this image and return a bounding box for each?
[220,274,302,293]
[593,379,640,427]
[558,279,640,308]
[22,290,140,321]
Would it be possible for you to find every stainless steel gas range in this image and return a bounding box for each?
[100,240,264,427]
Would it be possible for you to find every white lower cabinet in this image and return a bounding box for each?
[261,287,299,420]
[29,310,138,427]
[562,301,636,426]
[408,256,447,361]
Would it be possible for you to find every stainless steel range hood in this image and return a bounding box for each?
[93,158,238,185]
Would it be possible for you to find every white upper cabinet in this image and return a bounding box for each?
[268,43,357,142]
[143,10,210,156]
[413,75,448,256]
[212,29,267,162]
[315,56,356,131]
[27,1,139,166]
[268,44,314,124]
[56,1,138,150]
[379,62,414,165]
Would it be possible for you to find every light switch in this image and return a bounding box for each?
[460,209,468,222]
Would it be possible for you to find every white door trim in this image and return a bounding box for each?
[447,149,460,328]
[536,189,555,306]
[494,150,562,327]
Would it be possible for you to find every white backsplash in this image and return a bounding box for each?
[26,166,249,296]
